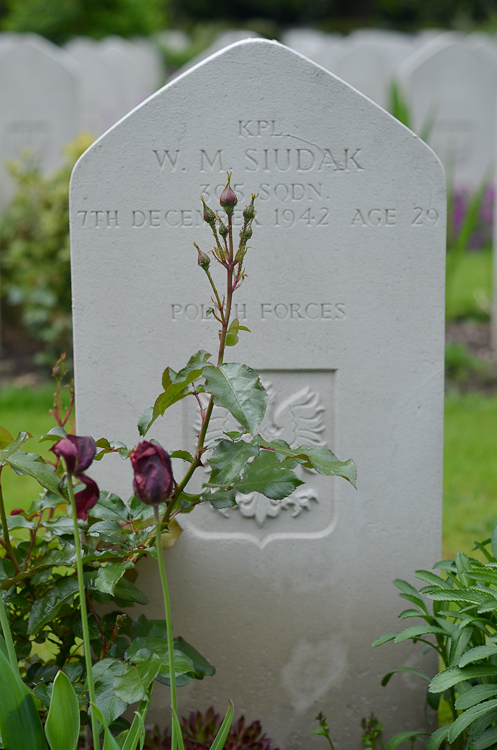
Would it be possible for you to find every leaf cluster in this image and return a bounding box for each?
[373,531,497,750]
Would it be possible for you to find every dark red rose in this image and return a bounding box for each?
[130,441,174,506]
[51,435,96,475]
[74,475,100,520]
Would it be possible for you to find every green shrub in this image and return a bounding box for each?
[0,133,94,364]
[1,0,168,44]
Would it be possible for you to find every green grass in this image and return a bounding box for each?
[446,247,492,321]
[443,391,497,559]
[0,383,59,513]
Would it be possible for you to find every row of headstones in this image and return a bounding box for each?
[280,28,497,192]
[0,32,164,206]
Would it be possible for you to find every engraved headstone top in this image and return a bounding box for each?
[0,39,79,206]
[70,39,446,749]
[400,40,497,189]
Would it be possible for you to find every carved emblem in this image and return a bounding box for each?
[195,381,325,526]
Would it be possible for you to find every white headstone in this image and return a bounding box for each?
[97,38,148,113]
[333,40,393,109]
[400,41,497,189]
[70,39,446,748]
[0,40,80,206]
[171,30,260,79]
[66,38,129,136]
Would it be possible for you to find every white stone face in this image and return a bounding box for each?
[70,39,445,748]
[400,41,497,189]
[333,39,398,109]
[0,40,79,206]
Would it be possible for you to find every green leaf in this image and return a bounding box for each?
[474,726,497,750]
[38,426,67,443]
[157,649,195,680]
[492,523,497,560]
[449,626,473,666]
[170,450,194,463]
[384,731,429,750]
[204,363,266,433]
[45,670,79,750]
[380,667,431,687]
[113,650,162,704]
[413,570,449,587]
[202,488,238,509]
[427,590,489,604]
[459,645,497,668]
[137,407,154,437]
[28,577,79,635]
[90,703,121,750]
[94,439,131,461]
[253,436,357,487]
[0,647,47,750]
[455,684,497,711]
[130,615,166,640]
[5,451,66,498]
[113,578,148,605]
[398,609,425,620]
[209,700,234,750]
[0,431,31,464]
[224,318,250,346]
[188,349,212,365]
[93,659,127,726]
[208,440,259,484]
[372,633,397,647]
[96,562,135,596]
[90,493,130,522]
[174,636,216,679]
[234,450,303,500]
[430,665,497,693]
[393,624,449,643]
[0,426,14,449]
[425,726,450,750]
[154,363,210,418]
[448,700,497,743]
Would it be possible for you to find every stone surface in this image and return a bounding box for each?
[400,40,497,189]
[0,39,79,206]
[70,39,446,749]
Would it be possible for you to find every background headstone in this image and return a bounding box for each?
[70,39,446,749]
[400,40,497,189]
[0,39,80,206]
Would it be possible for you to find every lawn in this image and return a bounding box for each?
[446,247,492,321]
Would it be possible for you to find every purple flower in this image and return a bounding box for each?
[51,435,96,475]
[219,174,237,215]
[74,475,100,520]
[130,441,174,506]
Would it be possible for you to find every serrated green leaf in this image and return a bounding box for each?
[6,451,66,498]
[459,645,497,668]
[202,488,238,509]
[28,577,79,635]
[448,700,497,743]
[425,725,449,750]
[94,439,131,460]
[96,562,135,596]
[469,708,497,739]
[427,590,489,604]
[154,363,210,418]
[90,493,130,522]
[45,670,79,750]
[456,685,497,711]
[113,650,162,704]
[0,647,47,750]
[430,665,497,693]
[208,439,259,485]
[474,725,497,749]
[204,363,266,433]
[253,436,357,487]
[137,407,154,437]
[0,431,31,464]
[235,450,303,500]
[398,609,425,620]
[393,625,447,644]
[413,570,449,587]
[372,633,397,647]
[38,426,67,443]
[449,627,473,666]
[93,659,127,727]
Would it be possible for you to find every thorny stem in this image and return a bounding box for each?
[154,505,178,750]
[66,469,100,750]
[0,470,21,575]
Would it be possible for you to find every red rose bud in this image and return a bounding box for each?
[51,435,96,475]
[201,197,216,226]
[194,242,210,270]
[130,441,174,506]
[10,508,24,516]
[219,174,237,216]
[74,475,100,520]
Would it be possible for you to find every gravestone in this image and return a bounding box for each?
[0,39,79,206]
[70,39,446,749]
[333,39,395,109]
[400,40,497,189]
